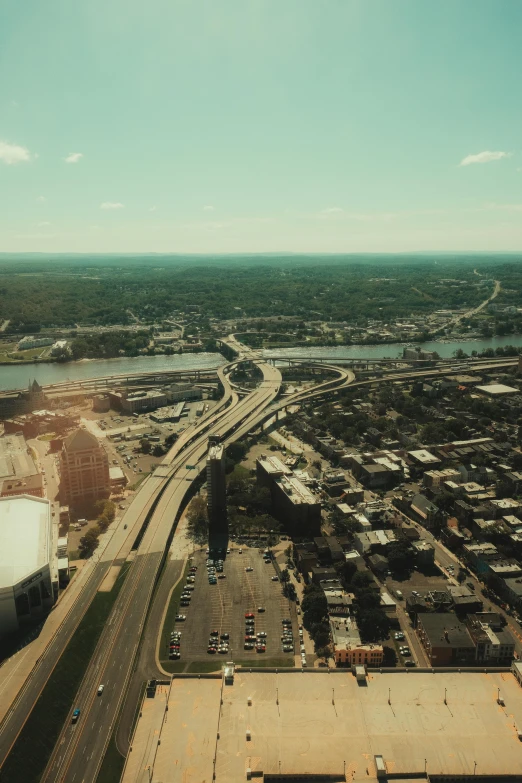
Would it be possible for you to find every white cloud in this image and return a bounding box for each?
[100,202,124,210]
[36,195,46,203]
[320,207,343,214]
[203,205,215,211]
[64,152,83,164]
[0,139,31,165]
[459,150,510,166]
[37,221,51,227]
[149,205,157,212]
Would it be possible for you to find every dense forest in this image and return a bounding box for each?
[0,255,519,330]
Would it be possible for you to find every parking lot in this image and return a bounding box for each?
[170,544,296,664]
[385,563,450,603]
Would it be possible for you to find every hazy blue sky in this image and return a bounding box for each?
[1,0,521,253]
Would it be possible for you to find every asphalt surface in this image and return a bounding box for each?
[38,346,284,782]
[115,557,184,756]
[164,547,293,666]
[0,558,112,773]
[9,344,502,779]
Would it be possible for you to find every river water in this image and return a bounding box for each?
[1,335,521,391]
[0,353,226,391]
[263,335,522,363]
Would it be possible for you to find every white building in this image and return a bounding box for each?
[17,336,54,350]
[0,495,55,638]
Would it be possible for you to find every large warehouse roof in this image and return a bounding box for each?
[0,496,51,588]
[124,669,522,782]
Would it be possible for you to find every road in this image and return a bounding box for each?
[38,344,283,783]
[430,279,501,335]
[3,345,517,780]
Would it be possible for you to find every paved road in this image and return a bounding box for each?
[39,347,283,783]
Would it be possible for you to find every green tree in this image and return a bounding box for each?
[140,438,151,454]
[302,586,327,628]
[356,608,390,643]
[186,496,208,544]
[79,528,99,557]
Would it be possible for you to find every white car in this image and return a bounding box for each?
[97,684,104,696]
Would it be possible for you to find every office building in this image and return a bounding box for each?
[59,428,110,506]
[206,438,227,535]
[0,379,46,420]
[0,496,55,637]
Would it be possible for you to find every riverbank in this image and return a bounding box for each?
[2,334,522,392]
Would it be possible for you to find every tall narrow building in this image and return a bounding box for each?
[59,428,110,507]
[206,436,227,536]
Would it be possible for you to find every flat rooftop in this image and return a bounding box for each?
[0,434,39,480]
[477,383,519,396]
[0,495,51,588]
[124,669,522,782]
[257,455,292,476]
[276,474,317,504]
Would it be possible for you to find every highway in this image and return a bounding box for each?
[38,344,282,783]
[1,342,517,781]
[0,350,261,774]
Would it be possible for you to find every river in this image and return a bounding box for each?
[263,335,522,363]
[0,353,226,391]
[1,334,521,391]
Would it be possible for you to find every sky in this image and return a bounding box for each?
[1,0,522,254]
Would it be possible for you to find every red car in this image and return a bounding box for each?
[207,647,217,654]
[189,567,197,572]
[245,612,255,619]
[256,645,266,653]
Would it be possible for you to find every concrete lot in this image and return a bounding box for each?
[124,669,522,783]
[169,545,295,665]
[385,563,450,602]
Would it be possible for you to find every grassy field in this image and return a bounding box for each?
[128,472,151,491]
[0,563,130,783]
[158,562,190,673]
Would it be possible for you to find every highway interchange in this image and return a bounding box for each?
[0,339,519,781]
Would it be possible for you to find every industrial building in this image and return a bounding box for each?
[59,428,110,506]
[0,495,55,637]
[206,438,227,537]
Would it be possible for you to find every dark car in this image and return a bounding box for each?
[72,708,80,724]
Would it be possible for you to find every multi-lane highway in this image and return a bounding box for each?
[1,340,518,781]
[38,346,282,783]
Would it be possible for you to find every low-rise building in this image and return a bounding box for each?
[412,539,435,567]
[424,468,461,488]
[466,613,515,663]
[330,615,384,667]
[417,613,476,666]
[410,494,441,530]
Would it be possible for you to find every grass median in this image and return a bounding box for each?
[0,562,130,783]
[158,561,190,673]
